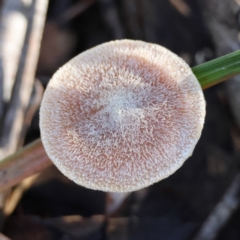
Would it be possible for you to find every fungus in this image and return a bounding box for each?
[40,39,205,192]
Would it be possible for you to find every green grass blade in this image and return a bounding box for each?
[192,50,240,89]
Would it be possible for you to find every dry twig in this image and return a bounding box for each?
[0,139,52,193]
[0,0,48,229]
[4,173,39,216]
[193,173,240,240]
[0,0,49,158]
[2,80,44,216]
[0,0,28,117]
[0,232,10,240]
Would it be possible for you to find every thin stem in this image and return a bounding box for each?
[192,50,240,89]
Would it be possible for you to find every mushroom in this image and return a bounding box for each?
[40,39,205,192]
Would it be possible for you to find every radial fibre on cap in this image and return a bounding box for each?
[40,39,205,192]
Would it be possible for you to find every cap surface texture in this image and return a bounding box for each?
[40,40,205,192]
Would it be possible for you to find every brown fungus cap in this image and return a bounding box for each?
[40,40,205,192]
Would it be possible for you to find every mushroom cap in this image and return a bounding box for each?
[40,39,205,192]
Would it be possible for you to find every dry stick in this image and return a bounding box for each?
[3,80,44,216]
[0,139,51,192]
[0,139,52,193]
[0,232,10,240]
[0,0,48,229]
[193,173,240,240]
[3,174,40,216]
[0,0,28,120]
[0,0,49,159]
